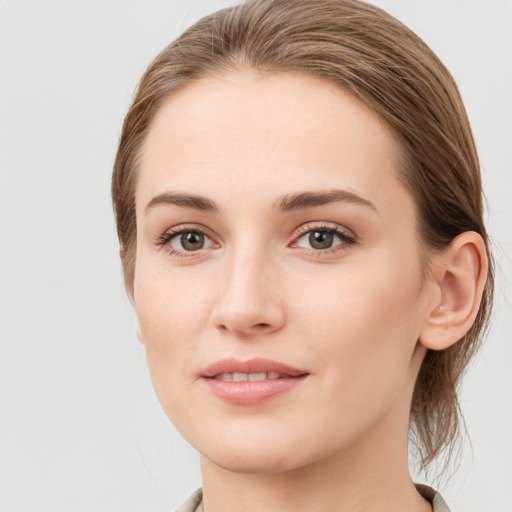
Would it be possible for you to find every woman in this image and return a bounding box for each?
[112,0,493,510]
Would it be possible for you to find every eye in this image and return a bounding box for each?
[158,227,214,255]
[173,231,210,251]
[293,225,356,252]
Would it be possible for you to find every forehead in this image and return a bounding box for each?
[137,71,408,215]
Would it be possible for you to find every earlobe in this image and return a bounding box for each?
[419,232,488,351]
[136,325,144,344]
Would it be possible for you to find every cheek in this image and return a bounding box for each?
[133,262,209,389]
[135,251,213,329]
[134,265,210,434]
[298,253,425,411]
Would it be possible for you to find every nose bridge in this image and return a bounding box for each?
[213,238,285,336]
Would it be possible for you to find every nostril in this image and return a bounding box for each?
[215,321,273,336]
[212,298,286,336]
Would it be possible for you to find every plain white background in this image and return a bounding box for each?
[0,1,511,511]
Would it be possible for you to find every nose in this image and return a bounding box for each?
[211,246,286,338]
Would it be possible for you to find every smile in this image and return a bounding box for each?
[201,358,309,405]
[213,371,288,381]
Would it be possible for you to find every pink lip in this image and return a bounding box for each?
[201,358,309,405]
[202,357,307,378]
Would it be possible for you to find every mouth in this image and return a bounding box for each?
[201,358,309,405]
[212,371,295,381]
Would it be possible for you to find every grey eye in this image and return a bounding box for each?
[172,231,208,251]
[308,231,334,250]
[295,227,353,251]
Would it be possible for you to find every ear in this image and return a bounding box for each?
[419,231,488,351]
[136,324,144,345]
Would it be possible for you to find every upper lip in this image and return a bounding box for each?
[201,358,308,378]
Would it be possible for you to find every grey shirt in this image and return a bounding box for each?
[175,485,450,512]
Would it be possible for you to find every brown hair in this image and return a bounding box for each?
[112,0,494,470]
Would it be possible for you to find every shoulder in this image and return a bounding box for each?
[175,488,203,512]
[416,483,451,512]
[177,485,451,512]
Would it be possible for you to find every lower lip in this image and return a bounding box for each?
[202,376,308,405]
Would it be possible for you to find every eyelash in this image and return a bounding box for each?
[156,223,357,258]
[156,225,214,258]
[292,223,357,255]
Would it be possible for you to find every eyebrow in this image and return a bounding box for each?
[277,189,378,213]
[145,189,377,214]
[145,192,218,213]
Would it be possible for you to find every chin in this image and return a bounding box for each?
[203,446,306,475]
[193,423,333,475]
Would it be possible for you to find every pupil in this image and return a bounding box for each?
[309,230,333,249]
[181,232,204,251]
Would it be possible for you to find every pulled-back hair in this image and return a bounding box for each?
[112,0,494,470]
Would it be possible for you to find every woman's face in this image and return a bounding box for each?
[134,72,432,473]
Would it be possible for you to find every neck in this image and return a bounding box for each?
[200,412,431,512]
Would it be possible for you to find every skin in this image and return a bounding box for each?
[133,71,486,512]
